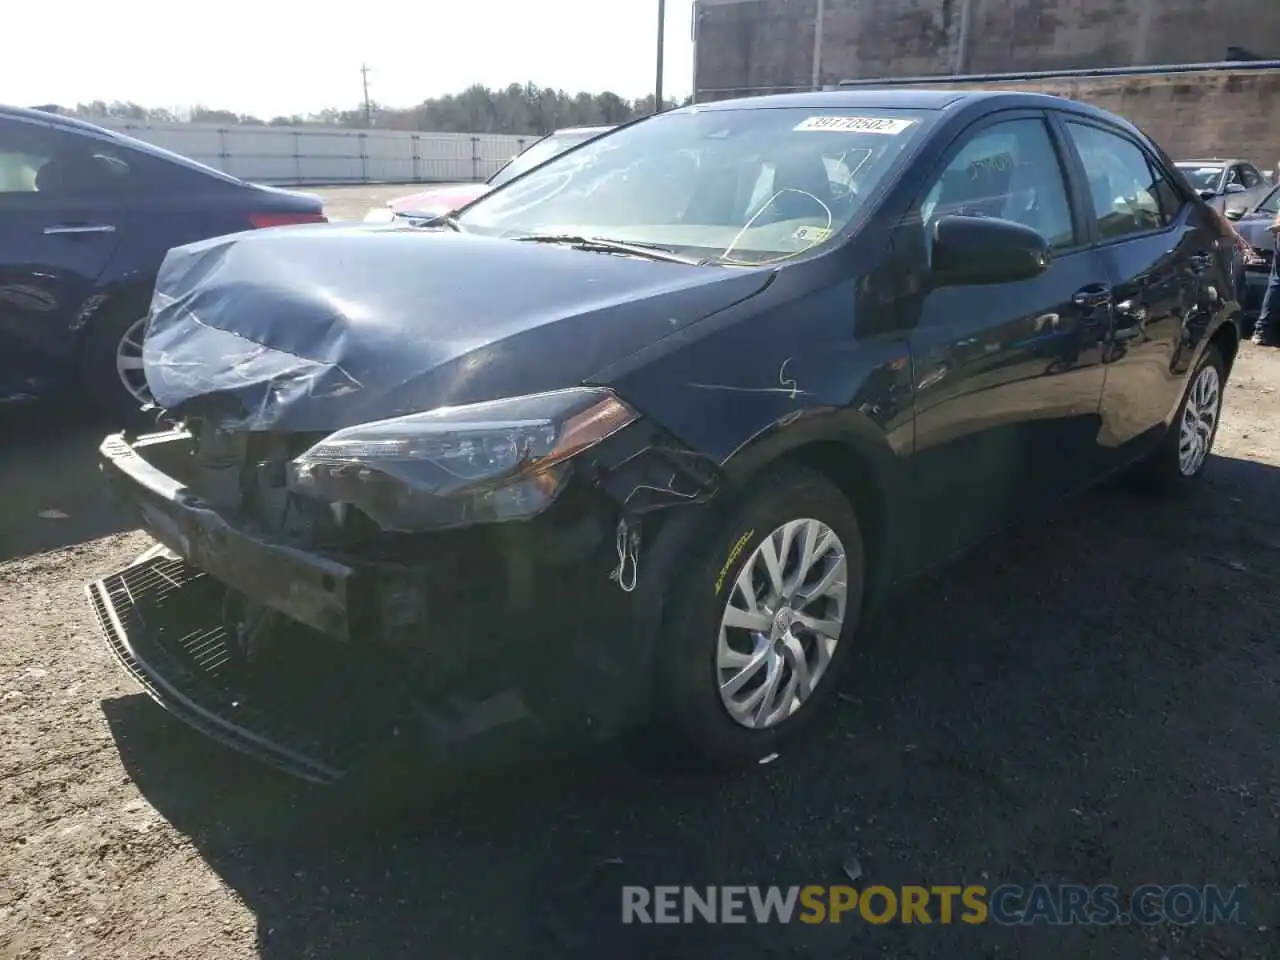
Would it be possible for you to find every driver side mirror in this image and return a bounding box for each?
[1225,182,1248,195]
[931,215,1051,286]
[1198,189,1217,201]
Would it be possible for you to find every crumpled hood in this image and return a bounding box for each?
[142,223,772,432]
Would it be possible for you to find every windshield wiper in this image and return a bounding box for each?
[398,212,463,231]
[512,234,705,266]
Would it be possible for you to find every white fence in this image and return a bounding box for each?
[94,120,533,185]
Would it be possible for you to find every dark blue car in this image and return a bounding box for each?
[87,88,1240,783]
[0,105,326,419]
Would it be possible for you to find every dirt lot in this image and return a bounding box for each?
[2,337,1280,958]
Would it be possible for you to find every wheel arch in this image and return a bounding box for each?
[1208,314,1240,375]
[716,411,906,612]
[72,276,156,356]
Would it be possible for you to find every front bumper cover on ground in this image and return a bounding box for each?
[88,548,360,782]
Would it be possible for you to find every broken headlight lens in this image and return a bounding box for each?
[286,387,638,532]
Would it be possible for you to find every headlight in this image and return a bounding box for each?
[363,206,395,223]
[286,387,639,532]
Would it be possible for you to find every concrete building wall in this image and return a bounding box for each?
[691,0,1280,163]
[693,0,1280,97]
[924,68,1280,174]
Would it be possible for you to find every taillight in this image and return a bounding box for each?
[247,212,328,229]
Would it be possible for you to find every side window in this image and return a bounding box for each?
[0,122,135,199]
[0,122,58,194]
[1226,166,1243,187]
[1147,160,1185,225]
[1064,122,1166,239]
[920,117,1076,250]
[1242,165,1261,188]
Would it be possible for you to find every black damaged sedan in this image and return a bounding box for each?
[88,89,1241,783]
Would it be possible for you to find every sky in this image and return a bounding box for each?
[3,0,696,118]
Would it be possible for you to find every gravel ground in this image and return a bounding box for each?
[2,340,1280,959]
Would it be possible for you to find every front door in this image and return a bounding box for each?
[902,113,1111,567]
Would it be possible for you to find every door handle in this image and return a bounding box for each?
[43,224,116,235]
[1072,284,1112,309]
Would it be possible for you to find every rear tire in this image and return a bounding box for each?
[654,464,865,768]
[1129,344,1226,496]
[78,303,154,427]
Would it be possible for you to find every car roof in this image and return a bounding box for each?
[553,125,612,135]
[2,103,133,136]
[690,89,969,111]
[681,87,1136,124]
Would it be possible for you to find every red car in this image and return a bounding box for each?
[363,125,612,222]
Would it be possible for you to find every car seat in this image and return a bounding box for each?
[932,158,1014,221]
[768,150,836,221]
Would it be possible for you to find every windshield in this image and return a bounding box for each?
[1256,186,1280,216]
[1177,164,1224,192]
[488,130,603,188]
[457,107,931,265]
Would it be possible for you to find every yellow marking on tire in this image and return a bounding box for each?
[715,529,755,595]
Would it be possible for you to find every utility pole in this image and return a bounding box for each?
[361,63,373,127]
[811,0,825,90]
[655,0,666,113]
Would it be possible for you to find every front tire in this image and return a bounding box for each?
[1130,343,1226,495]
[79,305,154,426]
[656,464,865,768]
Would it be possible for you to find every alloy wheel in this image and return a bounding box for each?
[1178,363,1221,477]
[716,518,848,729]
[115,316,153,406]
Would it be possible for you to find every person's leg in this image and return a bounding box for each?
[1253,245,1280,345]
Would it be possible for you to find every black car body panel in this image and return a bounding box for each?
[0,105,324,406]
[86,89,1243,781]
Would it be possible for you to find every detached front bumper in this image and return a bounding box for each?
[87,428,678,782]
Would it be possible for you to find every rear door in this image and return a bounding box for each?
[0,118,124,400]
[904,111,1112,565]
[1057,118,1220,466]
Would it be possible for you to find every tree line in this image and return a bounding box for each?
[54,83,692,135]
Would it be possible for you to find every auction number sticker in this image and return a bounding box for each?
[794,115,916,135]
[793,226,832,243]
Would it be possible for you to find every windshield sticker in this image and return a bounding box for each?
[793,226,832,244]
[794,116,916,135]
